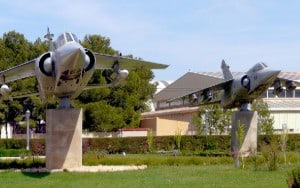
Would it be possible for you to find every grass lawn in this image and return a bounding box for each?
[0,164,296,188]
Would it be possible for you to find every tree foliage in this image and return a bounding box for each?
[193,99,274,136]
[76,34,156,131]
[77,67,156,131]
[252,99,274,135]
[0,30,157,132]
[81,34,116,55]
[192,105,232,135]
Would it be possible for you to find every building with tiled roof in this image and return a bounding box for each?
[154,72,223,109]
[141,71,300,136]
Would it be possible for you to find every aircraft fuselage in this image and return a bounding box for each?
[35,32,95,105]
[0,29,168,108]
[220,64,280,110]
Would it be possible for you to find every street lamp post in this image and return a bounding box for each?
[26,109,30,151]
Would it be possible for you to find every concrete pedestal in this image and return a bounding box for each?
[231,111,257,157]
[46,109,82,170]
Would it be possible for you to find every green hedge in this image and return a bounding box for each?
[0,134,299,156]
[83,153,234,166]
[0,139,45,156]
[82,135,232,154]
[0,158,45,169]
[0,149,29,157]
[83,137,149,154]
[0,139,26,149]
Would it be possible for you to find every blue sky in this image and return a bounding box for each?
[1,0,300,81]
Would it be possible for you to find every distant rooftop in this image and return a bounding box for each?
[153,80,173,94]
[142,106,199,118]
[264,98,300,110]
[154,72,222,102]
[154,71,300,103]
[191,71,300,82]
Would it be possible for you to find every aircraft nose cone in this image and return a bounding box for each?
[54,44,86,84]
[267,70,280,79]
[270,70,281,76]
[66,48,82,65]
[59,45,85,69]
[274,70,281,76]
[249,69,281,94]
[262,70,281,83]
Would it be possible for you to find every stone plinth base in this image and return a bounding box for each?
[231,111,257,157]
[46,109,82,170]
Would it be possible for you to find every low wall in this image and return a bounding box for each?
[13,133,45,139]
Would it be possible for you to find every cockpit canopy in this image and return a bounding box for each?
[55,32,79,48]
[247,62,268,73]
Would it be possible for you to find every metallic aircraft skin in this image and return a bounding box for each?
[0,29,168,108]
[220,66,280,110]
[168,60,293,111]
[35,35,95,101]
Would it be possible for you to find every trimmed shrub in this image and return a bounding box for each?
[0,149,29,157]
[82,153,235,166]
[1,134,300,156]
[0,158,45,169]
[30,139,45,156]
[0,139,26,149]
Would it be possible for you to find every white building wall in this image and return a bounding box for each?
[271,111,300,133]
[117,131,148,137]
[1,124,13,139]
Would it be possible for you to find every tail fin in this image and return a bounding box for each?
[44,27,54,51]
[221,60,233,81]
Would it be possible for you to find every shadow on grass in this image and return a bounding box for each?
[21,171,51,179]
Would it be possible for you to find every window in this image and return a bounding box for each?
[286,90,294,98]
[260,91,267,98]
[71,33,79,42]
[65,33,73,42]
[268,89,275,98]
[56,34,66,48]
[295,89,300,98]
[261,62,268,68]
[253,63,264,72]
[277,90,286,98]
[247,63,265,73]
